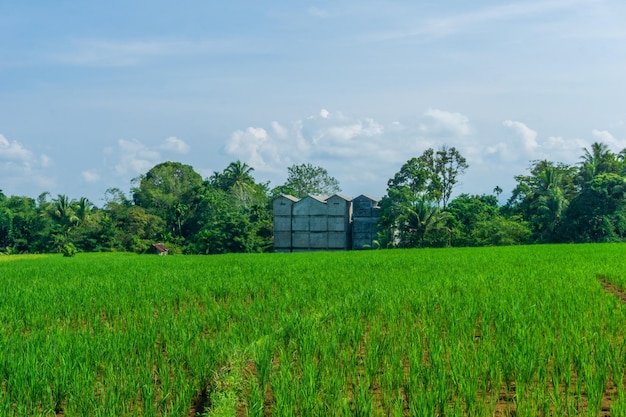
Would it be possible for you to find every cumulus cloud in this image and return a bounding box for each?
[592,129,626,150]
[503,120,539,153]
[223,108,473,197]
[107,136,192,177]
[271,121,288,139]
[159,136,190,154]
[223,109,626,198]
[497,121,622,166]
[542,135,587,162]
[0,134,33,162]
[81,169,100,183]
[226,127,281,171]
[114,139,161,175]
[0,134,54,190]
[422,108,471,136]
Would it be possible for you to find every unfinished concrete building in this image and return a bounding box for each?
[351,195,381,249]
[273,194,299,252]
[273,194,380,252]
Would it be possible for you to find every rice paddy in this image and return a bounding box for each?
[1,244,626,416]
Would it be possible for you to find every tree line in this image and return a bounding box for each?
[0,161,340,255]
[1,141,625,255]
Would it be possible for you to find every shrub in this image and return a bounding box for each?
[61,243,78,257]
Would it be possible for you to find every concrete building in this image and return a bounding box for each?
[273,194,299,252]
[273,194,378,252]
[351,195,381,249]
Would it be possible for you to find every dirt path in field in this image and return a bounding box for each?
[598,275,626,304]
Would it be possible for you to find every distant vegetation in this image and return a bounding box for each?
[1,141,626,254]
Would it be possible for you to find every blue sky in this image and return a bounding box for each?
[1,0,626,205]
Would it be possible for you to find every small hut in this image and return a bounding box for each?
[150,243,169,255]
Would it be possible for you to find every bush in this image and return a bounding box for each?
[62,243,78,257]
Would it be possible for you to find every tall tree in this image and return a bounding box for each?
[561,173,626,242]
[505,160,576,242]
[132,161,203,238]
[381,146,468,247]
[387,146,468,209]
[211,160,264,207]
[433,146,469,209]
[277,163,341,198]
[447,194,499,246]
[0,204,13,250]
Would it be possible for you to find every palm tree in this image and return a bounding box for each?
[530,164,568,242]
[50,194,78,229]
[222,161,257,206]
[74,197,93,225]
[579,142,616,184]
[399,196,450,248]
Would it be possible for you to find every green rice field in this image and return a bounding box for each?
[2,244,626,416]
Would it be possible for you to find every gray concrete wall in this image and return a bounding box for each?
[292,232,309,249]
[310,232,328,249]
[328,216,347,232]
[273,193,373,252]
[310,216,327,232]
[292,216,309,231]
[293,196,327,216]
[351,195,380,250]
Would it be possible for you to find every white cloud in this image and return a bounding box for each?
[423,108,471,136]
[160,136,190,154]
[0,134,33,162]
[82,169,100,183]
[503,120,539,153]
[223,109,462,197]
[108,136,195,177]
[222,109,626,199]
[592,129,626,150]
[114,139,161,175]
[271,121,288,139]
[326,118,384,141]
[225,127,282,171]
[485,142,516,162]
[542,135,587,162]
[0,134,54,191]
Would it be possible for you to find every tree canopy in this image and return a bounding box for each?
[3,140,626,255]
[274,163,341,198]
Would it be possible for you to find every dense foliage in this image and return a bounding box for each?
[379,143,626,248]
[2,246,626,415]
[2,141,626,254]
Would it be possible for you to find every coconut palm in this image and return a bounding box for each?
[50,194,78,229]
[398,196,450,248]
[74,197,93,225]
[579,142,616,185]
[221,160,258,206]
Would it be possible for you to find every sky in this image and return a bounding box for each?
[1,0,626,206]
